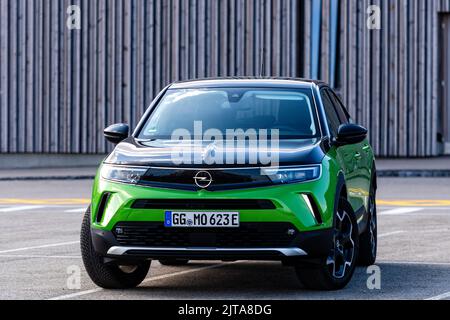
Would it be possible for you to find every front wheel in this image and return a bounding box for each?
[295,198,359,290]
[80,207,151,289]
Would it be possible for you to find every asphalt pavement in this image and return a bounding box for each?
[0,178,450,300]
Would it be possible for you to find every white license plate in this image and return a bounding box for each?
[164,211,239,228]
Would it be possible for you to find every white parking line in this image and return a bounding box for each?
[425,291,450,300]
[0,254,81,259]
[48,289,101,300]
[378,231,406,238]
[379,207,424,216]
[0,205,46,212]
[48,262,237,300]
[378,260,450,266]
[64,208,86,213]
[0,241,79,254]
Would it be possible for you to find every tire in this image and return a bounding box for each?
[295,198,359,290]
[159,259,189,266]
[80,207,151,289]
[358,180,377,266]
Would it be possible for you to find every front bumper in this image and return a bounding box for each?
[91,170,336,232]
[91,226,333,261]
[90,160,338,262]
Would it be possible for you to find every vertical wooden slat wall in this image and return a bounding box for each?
[0,0,449,157]
[0,0,297,154]
[305,0,450,157]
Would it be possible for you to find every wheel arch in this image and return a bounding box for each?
[333,171,362,233]
[336,171,347,201]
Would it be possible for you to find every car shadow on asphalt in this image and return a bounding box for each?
[121,261,450,299]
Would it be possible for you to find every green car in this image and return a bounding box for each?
[81,78,377,290]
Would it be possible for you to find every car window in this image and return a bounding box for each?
[138,88,320,140]
[327,89,351,123]
[320,89,341,138]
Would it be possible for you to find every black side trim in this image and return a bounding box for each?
[355,205,369,235]
[304,194,323,224]
[131,199,276,210]
[96,192,111,223]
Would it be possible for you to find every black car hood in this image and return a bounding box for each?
[104,137,326,168]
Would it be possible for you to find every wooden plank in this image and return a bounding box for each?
[290,0,297,77]
[153,0,161,92]
[431,0,440,155]
[9,0,18,152]
[387,0,398,156]
[411,0,418,156]
[172,0,180,80]
[0,0,10,152]
[418,0,426,156]
[362,0,369,137]
[79,0,88,153]
[272,0,281,76]
[371,0,381,155]
[220,0,229,76]
[96,0,106,152]
[337,0,347,104]
[398,0,407,156]
[17,0,26,152]
[42,0,51,152]
[280,0,287,76]
[189,0,198,78]
[356,0,363,127]
[180,0,188,80]
[321,0,329,83]
[35,0,42,152]
[25,0,35,152]
[205,0,211,76]
[59,0,67,152]
[245,0,253,75]
[235,0,244,76]
[348,0,357,121]
[303,0,311,78]
[146,0,155,99]
[106,0,115,148]
[197,0,206,77]
[381,0,389,156]
[407,0,414,156]
[428,1,436,155]
[122,0,131,127]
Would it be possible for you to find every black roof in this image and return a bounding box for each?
[169,77,326,89]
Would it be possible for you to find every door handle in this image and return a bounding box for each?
[354,152,362,159]
[362,145,370,152]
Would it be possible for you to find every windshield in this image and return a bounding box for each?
[138,88,320,140]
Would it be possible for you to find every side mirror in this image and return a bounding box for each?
[104,123,129,144]
[336,123,367,146]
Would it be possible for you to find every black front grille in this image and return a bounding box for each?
[138,167,273,191]
[113,222,297,248]
[131,199,275,210]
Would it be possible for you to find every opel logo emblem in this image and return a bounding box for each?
[194,171,213,188]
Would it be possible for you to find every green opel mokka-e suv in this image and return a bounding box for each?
[81,78,377,290]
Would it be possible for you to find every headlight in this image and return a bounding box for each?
[100,165,148,184]
[261,165,321,184]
